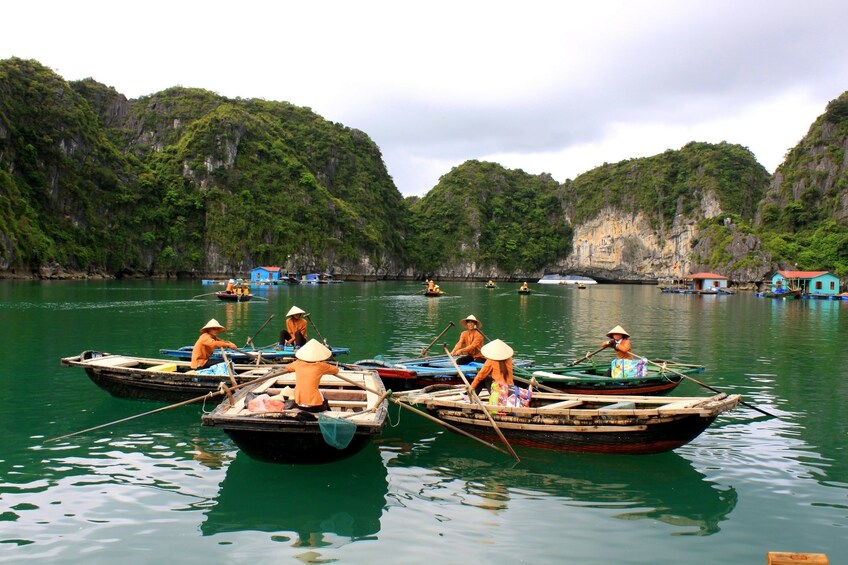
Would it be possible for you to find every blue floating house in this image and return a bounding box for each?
[771,270,840,296]
[250,266,282,282]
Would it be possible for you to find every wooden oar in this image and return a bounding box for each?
[626,350,778,419]
[443,346,520,462]
[245,315,275,349]
[420,321,455,357]
[566,346,607,367]
[331,371,511,457]
[512,373,560,393]
[45,368,287,443]
[191,292,219,299]
[306,315,329,346]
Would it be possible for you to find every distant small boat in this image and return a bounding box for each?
[538,274,597,285]
[423,290,444,297]
[160,344,351,363]
[518,288,531,295]
[758,288,803,299]
[577,283,587,289]
[485,282,497,289]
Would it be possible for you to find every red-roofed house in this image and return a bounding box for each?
[685,272,729,292]
[771,270,839,296]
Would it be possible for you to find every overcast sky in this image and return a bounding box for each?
[3,1,847,196]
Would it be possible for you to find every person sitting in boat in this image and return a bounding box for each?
[519,281,529,291]
[450,315,485,364]
[282,339,339,413]
[470,339,514,396]
[487,279,495,287]
[225,278,236,294]
[279,305,308,349]
[191,318,238,369]
[426,279,437,292]
[600,325,643,378]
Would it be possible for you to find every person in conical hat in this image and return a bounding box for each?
[282,339,339,412]
[601,325,632,360]
[450,315,484,364]
[279,305,308,349]
[191,319,237,369]
[470,339,522,406]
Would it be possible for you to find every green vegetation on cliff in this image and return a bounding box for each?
[0,58,407,275]
[563,141,770,232]
[756,92,848,275]
[407,161,571,274]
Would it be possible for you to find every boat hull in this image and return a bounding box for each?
[221,423,378,464]
[202,370,388,464]
[216,292,254,302]
[160,344,350,363]
[428,409,717,454]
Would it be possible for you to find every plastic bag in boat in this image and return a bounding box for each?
[610,358,647,378]
[194,361,233,376]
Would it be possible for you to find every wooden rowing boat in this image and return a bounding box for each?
[159,343,350,363]
[60,351,285,402]
[201,369,388,463]
[351,355,536,390]
[398,388,740,454]
[423,290,444,297]
[516,361,703,395]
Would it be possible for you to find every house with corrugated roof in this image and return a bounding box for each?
[686,272,729,292]
[250,266,282,282]
[771,270,839,296]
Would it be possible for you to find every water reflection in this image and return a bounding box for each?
[385,435,737,536]
[201,445,387,547]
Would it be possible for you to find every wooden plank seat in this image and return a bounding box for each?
[538,399,584,410]
[598,401,636,411]
[86,356,140,368]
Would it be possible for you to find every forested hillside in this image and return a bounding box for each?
[0,58,407,277]
[1,57,846,280]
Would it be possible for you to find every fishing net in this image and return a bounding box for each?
[317,413,357,449]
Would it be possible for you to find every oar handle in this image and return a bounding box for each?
[443,345,520,462]
[420,321,455,357]
[566,346,607,366]
[45,368,287,443]
[332,371,511,456]
[626,350,778,419]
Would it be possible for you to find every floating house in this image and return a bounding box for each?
[686,272,729,292]
[771,270,840,296]
[250,266,282,283]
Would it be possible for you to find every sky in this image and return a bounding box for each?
[3,1,848,196]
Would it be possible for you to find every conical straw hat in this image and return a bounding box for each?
[460,314,482,328]
[606,325,630,338]
[295,339,332,362]
[481,339,513,361]
[200,318,226,332]
[286,305,307,318]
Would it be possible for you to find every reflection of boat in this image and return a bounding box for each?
[201,446,387,542]
[387,442,737,536]
[159,343,350,363]
[60,351,284,402]
[201,369,388,464]
[538,274,597,285]
[400,389,739,454]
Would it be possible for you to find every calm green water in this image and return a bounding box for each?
[1,281,846,564]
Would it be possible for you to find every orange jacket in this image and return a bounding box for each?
[191,332,235,369]
[602,338,632,359]
[285,317,308,343]
[470,358,514,389]
[452,329,484,359]
[284,359,339,407]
